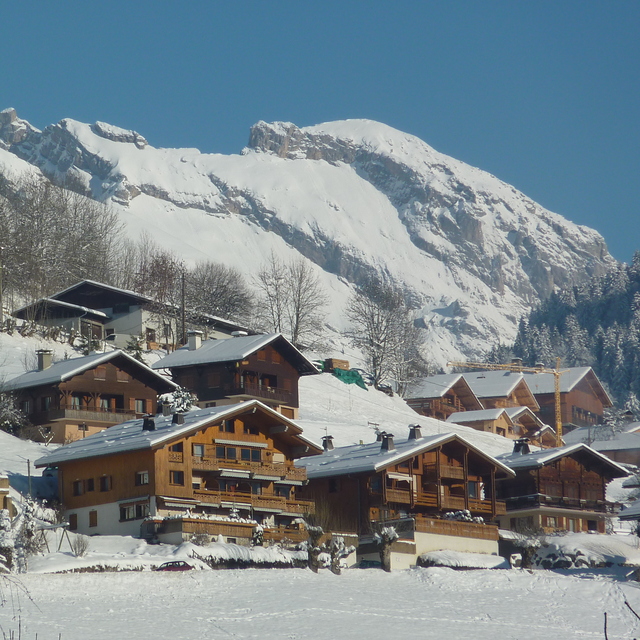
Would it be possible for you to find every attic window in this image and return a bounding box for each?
[116,370,130,383]
[257,350,266,362]
[94,366,107,380]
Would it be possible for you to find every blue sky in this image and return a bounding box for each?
[3,1,639,262]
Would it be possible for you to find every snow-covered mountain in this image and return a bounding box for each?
[0,108,614,364]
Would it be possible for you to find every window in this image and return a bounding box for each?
[100,398,110,410]
[170,470,185,485]
[193,444,205,458]
[135,471,149,486]
[216,446,237,460]
[223,419,235,433]
[257,350,266,362]
[276,485,291,498]
[240,448,261,462]
[169,442,183,453]
[69,514,78,531]
[78,423,88,432]
[89,510,98,528]
[116,370,130,383]
[41,396,52,411]
[244,425,259,435]
[546,516,557,528]
[99,476,112,492]
[94,366,107,380]
[85,478,95,492]
[72,480,84,496]
[145,328,156,342]
[135,399,146,414]
[20,400,32,414]
[271,351,281,364]
[468,481,478,499]
[71,395,81,408]
[120,503,150,521]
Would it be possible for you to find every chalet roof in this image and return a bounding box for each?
[4,350,177,393]
[618,500,640,521]
[496,443,628,478]
[405,373,482,408]
[521,367,613,406]
[447,408,512,424]
[35,400,322,468]
[462,371,527,399]
[296,432,515,479]
[563,428,640,452]
[152,333,319,376]
[504,406,546,428]
[13,298,109,321]
[50,279,154,308]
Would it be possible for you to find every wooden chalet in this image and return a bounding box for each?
[462,371,539,412]
[405,374,483,420]
[447,406,556,447]
[13,279,249,349]
[152,332,319,419]
[5,349,177,443]
[496,440,628,534]
[34,400,322,543]
[297,426,514,570]
[522,367,613,431]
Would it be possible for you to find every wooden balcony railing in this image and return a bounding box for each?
[168,451,184,463]
[385,488,412,504]
[32,405,136,425]
[230,383,292,405]
[413,516,499,541]
[191,456,306,482]
[423,464,465,480]
[192,489,314,514]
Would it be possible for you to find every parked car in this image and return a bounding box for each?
[154,561,193,571]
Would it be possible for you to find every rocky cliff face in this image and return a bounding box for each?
[0,110,615,364]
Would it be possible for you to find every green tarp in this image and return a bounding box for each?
[332,367,368,390]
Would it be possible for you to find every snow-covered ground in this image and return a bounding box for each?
[3,565,640,639]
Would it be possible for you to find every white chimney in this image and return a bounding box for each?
[187,330,203,351]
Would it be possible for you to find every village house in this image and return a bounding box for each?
[296,426,514,570]
[13,279,249,349]
[405,373,483,421]
[34,400,322,544]
[461,370,540,412]
[5,349,177,443]
[495,440,628,534]
[521,367,613,432]
[446,406,557,447]
[152,332,319,419]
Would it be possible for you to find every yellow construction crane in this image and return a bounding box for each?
[446,358,568,447]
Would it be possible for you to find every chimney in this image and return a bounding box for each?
[161,400,172,417]
[36,349,53,371]
[376,431,386,442]
[512,437,530,455]
[381,433,395,452]
[187,330,203,351]
[322,435,334,451]
[408,424,422,440]
[172,412,185,425]
[511,357,523,370]
[142,416,156,431]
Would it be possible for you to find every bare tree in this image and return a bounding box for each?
[345,278,429,392]
[254,254,327,348]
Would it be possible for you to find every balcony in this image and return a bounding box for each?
[423,463,465,481]
[228,383,292,405]
[191,456,306,482]
[32,405,136,425]
[505,494,611,513]
[413,516,499,541]
[192,489,314,514]
[385,488,412,504]
[413,492,505,515]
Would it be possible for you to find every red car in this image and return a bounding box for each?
[154,561,193,571]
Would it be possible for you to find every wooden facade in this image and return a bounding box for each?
[496,446,627,534]
[300,434,512,539]
[12,352,176,444]
[406,376,482,421]
[38,402,322,543]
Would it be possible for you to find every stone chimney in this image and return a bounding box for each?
[512,437,530,455]
[172,412,185,425]
[142,416,156,431]
[381,433,395,452]
[322,435,334,451]
[187,330,203,351]
[36,349,53,371]
[408,424,422,440]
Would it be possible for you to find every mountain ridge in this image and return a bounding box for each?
[0,108,615,366]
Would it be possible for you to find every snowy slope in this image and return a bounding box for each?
[0,110,615,366]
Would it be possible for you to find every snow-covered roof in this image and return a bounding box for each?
[618,500,640,521]
[296,432,515,479]
[407,373,462,398]
[521,368,613,406]
[3,350,177,392]
[152,333,319,375]
[461,371,528,399]
[50,279,154,306]
[13,298,109,320]
[563,428,640,452]
[35,400,321,468]
[447,408,511,424]
[497,443,628,477]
